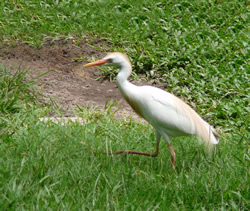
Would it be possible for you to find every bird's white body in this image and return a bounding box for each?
[118,79,218,144]
[84,52,218,167]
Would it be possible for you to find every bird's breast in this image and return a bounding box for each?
[123,94,144,118]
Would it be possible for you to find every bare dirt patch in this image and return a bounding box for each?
[0,37,156,120]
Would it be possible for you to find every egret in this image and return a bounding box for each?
[84,52,219,168]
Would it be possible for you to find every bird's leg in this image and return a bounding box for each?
[168,144,176,168]
[103,140,160,157]
[161,133,175,168]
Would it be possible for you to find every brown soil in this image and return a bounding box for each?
[0,37,158,120]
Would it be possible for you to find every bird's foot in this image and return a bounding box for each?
[103,150,158,157]
[102,151,127,156]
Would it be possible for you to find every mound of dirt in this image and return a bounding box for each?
[0,37,149,120]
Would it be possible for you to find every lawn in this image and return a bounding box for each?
[0,0,249,210]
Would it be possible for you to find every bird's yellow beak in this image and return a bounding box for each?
[84,59,107,67]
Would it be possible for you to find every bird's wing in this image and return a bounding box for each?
[140,86,209,138]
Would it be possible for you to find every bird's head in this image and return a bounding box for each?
[84,52,131,68]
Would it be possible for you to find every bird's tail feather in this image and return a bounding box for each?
[174,95,219,149]
[190,110,219,150]
[196,120,219,153]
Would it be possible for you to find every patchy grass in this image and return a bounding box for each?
[0,0,248,131]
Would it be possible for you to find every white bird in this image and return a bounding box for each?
[84,52,219,168]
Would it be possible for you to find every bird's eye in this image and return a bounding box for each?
[106,58,112,63]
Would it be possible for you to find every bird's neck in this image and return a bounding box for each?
[116,62,133,90]
[115,61,145,118]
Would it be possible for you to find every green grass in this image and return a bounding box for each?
[0,67,248,210]
[0,0,249,209]
[0,104,248,209]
